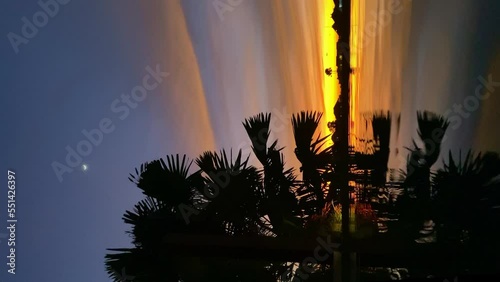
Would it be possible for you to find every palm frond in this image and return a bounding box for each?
[128,154,195,207]
[416,111,450,166]
[105,248,151,282]
[195,149,266,236]
[243,112,272,165]
[432,150,500,244]
[372,111,391,148]
[291,111,323,151]
[123,197,189,248]
[196,149,250,175]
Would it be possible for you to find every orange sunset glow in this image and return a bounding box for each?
[350,0,362,147]
[321,0,361,146]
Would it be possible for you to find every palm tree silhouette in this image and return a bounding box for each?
[370,111,392,188]
[106,151,290,281]
[243,113,302,237]
[391,111,450,240]
[291,111,332,215]
[105,109,500,281]
[431,150,500,273]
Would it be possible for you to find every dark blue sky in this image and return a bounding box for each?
[1,1,173,281]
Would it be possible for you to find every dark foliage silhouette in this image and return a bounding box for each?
[105,109,500,281]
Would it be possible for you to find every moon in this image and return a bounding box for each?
[82,164,89,172]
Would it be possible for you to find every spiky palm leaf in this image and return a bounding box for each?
[311,134,334,171]
[400,111,449,207]
[261,141,302,236]
[195,149,264,236]
[128,154,202,209]
[416,111,450,167]
[291,111,332,172]
[242,112,302,236]
[292,111,323,152]
[123,197,164,247]
[265,141,298,194]
[243,112,272,166]
[433,150,500,201]
[105,248,147,282]
[372,111,391,148]
[122,196,200,250]
[432,150,500,244]
[196,149,250,174]
[403,143,425,191]
[291,111,333,215]
[371,111,392,187]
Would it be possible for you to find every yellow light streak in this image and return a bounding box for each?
[320,0,340,132]
[321,0,362,147]
[350,0,361,146]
